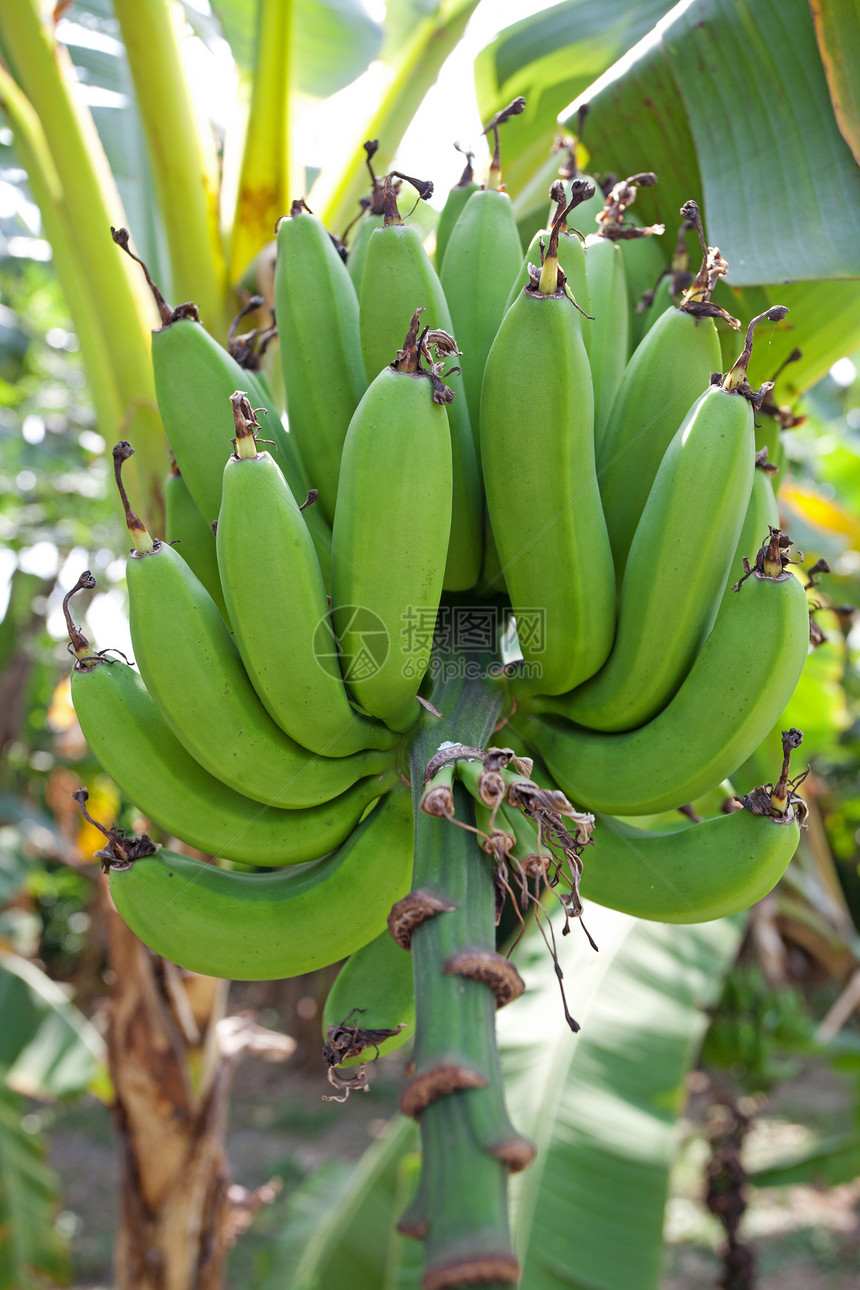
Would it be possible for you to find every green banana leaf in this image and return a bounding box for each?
[553,0,860,286]
[0,951,109,1101]
[253,1114,418,1290]
[205,0,382,99]
[0,1082,69,1290]
[473,0,676,197]
[475,0,860,399]
[501,905,743,1289]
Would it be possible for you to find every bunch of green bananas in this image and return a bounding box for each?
[67,129,816,988]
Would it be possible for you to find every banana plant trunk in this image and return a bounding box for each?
[104,882,234,1290]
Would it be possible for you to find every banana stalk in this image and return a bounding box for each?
[400,661,523,1288]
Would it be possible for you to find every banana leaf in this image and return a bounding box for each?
[0,950,108,1101]
[0,1082,69,1290]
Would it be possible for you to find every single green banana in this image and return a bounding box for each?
[69,644,395,866]
[580,803,800,923]
[562,371,762,732]
[434,145,480,273]
[507,179,594,351]
[358,178,482,591]
[331,315,453,732]
[216,397,394,756]
[111,230,315,533]
[515,562,810,816]
[597,309,724,585]
[163,460,229,624]
[480,224,615,695]
[273,199,368,523]
[583,233,629,445]
[114,445,394,805]
[439,186,523,430]
[321,927,415,1067]
[105,787,414,980]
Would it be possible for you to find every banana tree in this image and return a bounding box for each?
[1,2,858,1288]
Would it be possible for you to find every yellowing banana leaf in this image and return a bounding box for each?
[810,0,860,165]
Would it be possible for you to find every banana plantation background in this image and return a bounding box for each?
[1,0,859,1287]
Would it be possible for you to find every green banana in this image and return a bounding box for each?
[111,229,314,532]
[516,562,810,815]
[597,308,725,585]
[69,642,395,866]
[439,186,523,430]
[584,174,664,444]
[104,787,414,980]
[115,445,395,805]
[434,145,480,273]
[561,313,789,734]
[273,200,368,524]
[583,234,629,445]
[331,315,453,732]
[507,179,593,351]
[163,460,229,624]
[480,221,615,695]
[437,98,526,428]
[321,927,415,1067]
[580,803,800,923]
[216,396,394,756]
[358,177,482,591]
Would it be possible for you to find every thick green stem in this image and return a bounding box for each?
[0,0,166,524]
[113,0,230,335]
[403,665,523,1289]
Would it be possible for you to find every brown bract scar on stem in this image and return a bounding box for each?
[445,949,525,1008]
[422,1253,521,1290]
[424,743,486,783]
[387,890,458,950]
[488,1135,537,1173]
[390,308,459,405]
[754,447,779,476]
[72,787,157,873]
[399,1064,488,1118]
